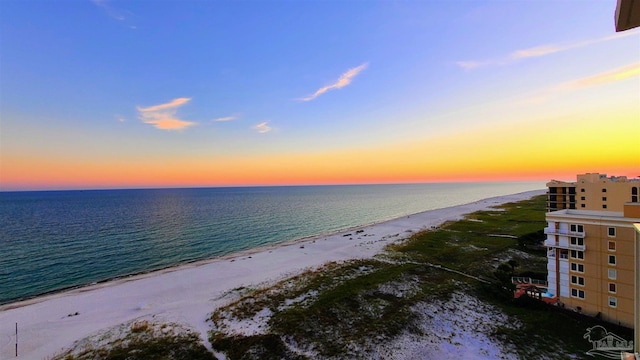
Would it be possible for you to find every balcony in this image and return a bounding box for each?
[512,277,548,287]
[544,227,585,238]
[570,244,585,251]
[543,239,586,251]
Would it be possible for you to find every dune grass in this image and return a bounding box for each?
[55,194,633,359]
[53,321,215,360]
[209,195,634,359]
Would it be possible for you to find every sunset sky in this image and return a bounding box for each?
[1,1,638,190]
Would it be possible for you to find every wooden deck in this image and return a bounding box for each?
[512,277,558,305]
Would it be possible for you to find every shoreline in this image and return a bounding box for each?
[0,189,544,359]
[0,188,538,309]
[0,190,529,308]
[0,207,455,309]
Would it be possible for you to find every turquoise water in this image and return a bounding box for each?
[0,182,543,304]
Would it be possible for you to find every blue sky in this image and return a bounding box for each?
[1,1,638,190]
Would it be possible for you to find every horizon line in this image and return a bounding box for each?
[0,179,551,193]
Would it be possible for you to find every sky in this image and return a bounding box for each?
[0,0,638,191]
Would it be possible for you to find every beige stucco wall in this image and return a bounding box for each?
[547,211,637,328]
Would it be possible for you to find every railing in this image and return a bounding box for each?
[568,244,586,251]
[544,227,586,238]
[543,239,586,251]
[511,277,548,287]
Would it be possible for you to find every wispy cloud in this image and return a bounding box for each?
[137,98,196,130]
[455,61,482,70]
[510,45,563,59]
[92,0,125,20]
[457,31,640,70]
[116,115,126,122]
[519,63,640,104]
[300,63,368,101]
[252,121,272,133]
[92,0,136,29]
[213,115,238,122]
[555,63,640,91]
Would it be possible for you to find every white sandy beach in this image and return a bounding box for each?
[0,190,543,359]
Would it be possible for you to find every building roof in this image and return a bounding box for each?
[546,209,639,223]
[547,180,576,187]
[615,0,640,32]
[555,209,624,218]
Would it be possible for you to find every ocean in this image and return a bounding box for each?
[0,182,543,304]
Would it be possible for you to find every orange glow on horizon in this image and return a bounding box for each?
[2,141,637,190]
[2,108,637,191]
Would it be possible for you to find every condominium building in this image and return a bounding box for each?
[545,173,640,328]
[547,180,576,212]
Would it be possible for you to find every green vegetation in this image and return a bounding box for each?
[209,260,436,358]
[395,196,546,270]
[209,195,633,359]
[53,321,215,360]
[55,194,634,359]
[487,293,634,357]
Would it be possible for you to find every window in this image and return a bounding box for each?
[581,196,585,201]
[608,241,616,251]
[608,296,617,308]
[570,237,583,246]
[571,250,584,259]
[580,188,585,192]
[633,187,638,202]
[608,255,616,265]
[570,263,584,272]
[560,249,568,259]
[602,204,607,209]
[608,227,615,237]
[609,283,616,293]
[581,204,585,208]
[571,276,585,286]
[570,224,584,233]
[608,269,617,280]
[602,188,607,193]
[571,288,585,299]
[602,197,607,201]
